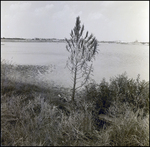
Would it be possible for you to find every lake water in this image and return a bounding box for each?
[1,42,149,88]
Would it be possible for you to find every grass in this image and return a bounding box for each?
[1,60,149,146]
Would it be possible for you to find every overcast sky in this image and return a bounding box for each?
[1,1,149,42]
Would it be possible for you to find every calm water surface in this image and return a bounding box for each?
[1,42,149,87]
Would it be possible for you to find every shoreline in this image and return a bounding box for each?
[1,39,149,45]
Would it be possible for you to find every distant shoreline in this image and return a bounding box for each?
[1,38,149,45]
[1,38,65,43]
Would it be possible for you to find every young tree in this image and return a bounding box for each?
[65,16,98,102]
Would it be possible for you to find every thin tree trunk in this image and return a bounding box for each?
[72,65,77,102]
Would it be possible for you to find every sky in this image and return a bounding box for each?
[1,1,149,42]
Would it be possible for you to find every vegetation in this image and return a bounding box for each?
[1,60,149,146]
[65,16,98,102]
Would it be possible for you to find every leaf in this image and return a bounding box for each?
[80,25,84,37]
[71,39,74,47]
[66,45,69,52]
[90,37,96,45]
[86,34,93,43]
[84,31,88,39]
[70,30,74,38]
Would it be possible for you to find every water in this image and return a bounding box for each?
[1,42,149,87]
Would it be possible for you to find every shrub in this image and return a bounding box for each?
[109,73,149,116]
[82,72,149,129]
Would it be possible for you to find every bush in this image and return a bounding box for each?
[109,73,149,116]
[82,72,149,129]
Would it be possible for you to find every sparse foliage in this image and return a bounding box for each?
[65,16,98,102]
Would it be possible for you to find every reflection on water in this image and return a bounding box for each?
[1,42,149,87]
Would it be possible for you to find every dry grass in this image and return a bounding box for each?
[1,60,149,146]
[106,101,149,146]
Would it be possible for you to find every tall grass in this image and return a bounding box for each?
[106,101,149,146]
[1,60,149,146]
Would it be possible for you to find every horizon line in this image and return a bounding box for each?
[1,37,149,43]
